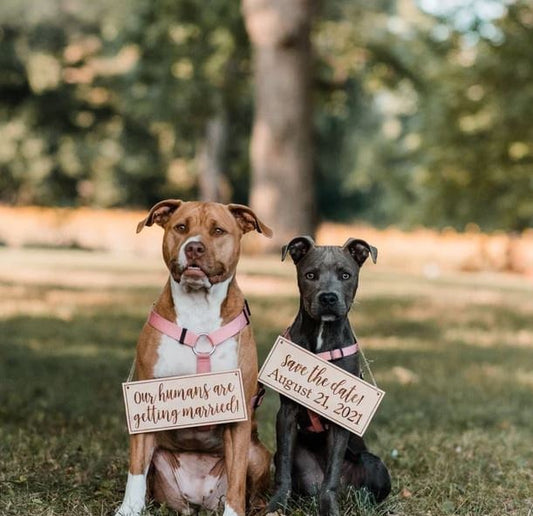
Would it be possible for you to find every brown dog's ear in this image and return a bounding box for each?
[227,204,273,238]
[343,238,378,266]
[281,236,315,263]
[136,199,183,233]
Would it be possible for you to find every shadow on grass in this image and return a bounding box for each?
[0,313,141,515]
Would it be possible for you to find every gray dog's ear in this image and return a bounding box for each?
[343,238,378,266]
[281,236,315,263]
[136,199,183,233]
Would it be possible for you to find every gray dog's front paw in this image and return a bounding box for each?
[319,489,339,516]
[266,489,291,515]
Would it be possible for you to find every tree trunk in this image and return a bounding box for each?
[197,111,231,203]
[243,0,315,250]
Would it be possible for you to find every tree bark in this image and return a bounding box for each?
[243,0,315,250]
[197,111,231,203]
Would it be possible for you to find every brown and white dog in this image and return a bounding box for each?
[115,200,272,516]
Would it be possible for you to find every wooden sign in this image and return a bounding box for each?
[259,336,385,436]
[122,369,247,434]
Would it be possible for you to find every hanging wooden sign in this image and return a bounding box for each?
[122,369,247,434]
[259,336,385,436]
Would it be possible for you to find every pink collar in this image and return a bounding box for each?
[148,301,251,373]
[316,342,358,361]
[283,327,359,361]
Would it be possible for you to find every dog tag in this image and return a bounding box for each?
[259,336,385,436]
[122,369,248,434]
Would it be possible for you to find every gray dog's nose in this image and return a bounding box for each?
[319,292,338,306]
[185,241,206,259]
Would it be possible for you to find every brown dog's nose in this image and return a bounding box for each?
[185,241,206,260]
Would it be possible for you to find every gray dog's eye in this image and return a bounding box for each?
[341,272,351,280]
[305,271,316,280]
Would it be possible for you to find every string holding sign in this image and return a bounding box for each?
[259,336,385,436]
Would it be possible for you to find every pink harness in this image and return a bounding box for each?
[147,301,263,431]
[148,301,251,374]
[284,328,359,433]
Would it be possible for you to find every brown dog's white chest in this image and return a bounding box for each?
[153,276,239,378]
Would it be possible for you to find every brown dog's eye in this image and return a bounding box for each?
[174,223,187,233]
[305,272,316,280]
[213,227,226,236]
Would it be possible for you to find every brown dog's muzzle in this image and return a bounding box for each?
[182,241,209,280]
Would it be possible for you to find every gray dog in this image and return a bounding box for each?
[266,236,391,516]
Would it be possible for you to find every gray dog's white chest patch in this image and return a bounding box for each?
[316,322,324,351]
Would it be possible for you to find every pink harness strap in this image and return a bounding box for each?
[316,343,358,362]
[148,301,251,373]
[282,327,358,362]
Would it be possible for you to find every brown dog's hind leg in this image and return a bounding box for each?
[150,449,228,514]
[224,419,252,515]
[246,434,271,514]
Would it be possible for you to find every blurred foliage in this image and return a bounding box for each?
[315,0,533,231]
[0,0,250,207]
[0,0,532,230]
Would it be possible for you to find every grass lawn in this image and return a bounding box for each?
[1,247,532,515]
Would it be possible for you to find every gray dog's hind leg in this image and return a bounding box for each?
[342,450,391,503]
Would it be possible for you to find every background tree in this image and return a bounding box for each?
[243,0,315,248]
[1,0,532,234]
[414,0,533,231]
[114,0,252,204]
[315,0,533,232]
